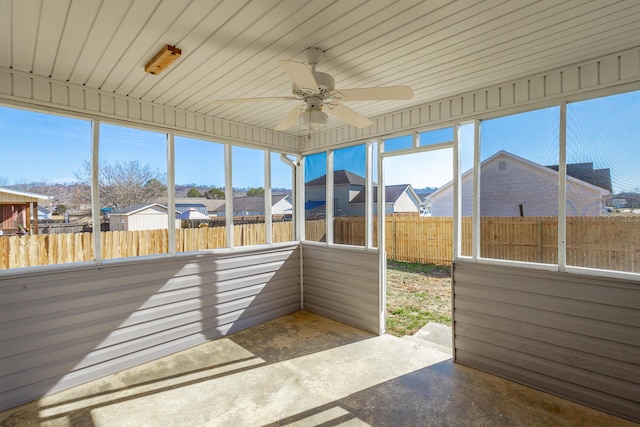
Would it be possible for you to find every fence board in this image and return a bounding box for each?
[2,217,639,271]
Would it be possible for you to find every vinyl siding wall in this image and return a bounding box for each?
[453,261,640,422]
[0,244,300,411]
[302,243,380,334]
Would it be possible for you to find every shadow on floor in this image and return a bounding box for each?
[0,311,634,427]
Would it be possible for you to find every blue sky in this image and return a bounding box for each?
[1,89,639,192]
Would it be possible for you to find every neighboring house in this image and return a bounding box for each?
[176,203,208,217]
[305,170,365,216]
[305,171,420,216]
[157,197,225,217]
[214,195,293,217]
[0,187,52,235]
[350,184,421,215]
[37,206,52,220]
[429,151,611,217]
[109,203,180,231]
[611,199,627,209]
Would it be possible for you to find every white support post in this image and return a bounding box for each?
[225,144,234,248]
[558,102,567,271]
[264,150,272,244]
[91,120,101,264]
[452,125,461,261]
[297,155,305,241]
[366,141,373,248]
[378,139,386,335]
[472,119,481,259]
[326,149,334,245]
[167,133,176,255]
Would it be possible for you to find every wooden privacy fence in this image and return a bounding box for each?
[2,216,639,272]
[0,222,292,269]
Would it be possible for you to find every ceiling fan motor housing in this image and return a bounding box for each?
[292,71,335,97]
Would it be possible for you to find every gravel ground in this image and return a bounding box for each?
[386,260,452,337]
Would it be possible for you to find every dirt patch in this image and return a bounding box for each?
[386,260,452,337]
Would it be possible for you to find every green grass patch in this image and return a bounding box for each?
[386,261,452,337]
[387,259,450,276]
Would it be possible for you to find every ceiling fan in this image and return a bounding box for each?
[212,47,413,131]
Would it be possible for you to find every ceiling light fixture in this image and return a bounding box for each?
[300,96,328,131]
[301,106,328,130]
[145,44,181,75]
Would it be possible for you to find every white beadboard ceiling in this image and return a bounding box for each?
[2,0,640,135]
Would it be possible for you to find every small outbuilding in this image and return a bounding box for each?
[0,187,52,235]
[109,203,180,231]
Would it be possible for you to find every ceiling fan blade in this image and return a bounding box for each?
[212,96,298,105]
[274,106,303,131]
[331,86,413,101]
[325,103,372,128]
[279,60,319,92]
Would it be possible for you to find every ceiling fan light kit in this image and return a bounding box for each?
[301,107,328,131]
[213,47,413,132]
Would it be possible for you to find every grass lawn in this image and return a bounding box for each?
[386,260,452,337]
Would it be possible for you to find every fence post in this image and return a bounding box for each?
[536,219,543,263]
[392,215,396,260]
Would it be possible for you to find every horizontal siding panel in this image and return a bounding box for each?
[2,266,299,341]
[2,256,297,309]
[453,261,640,422]
[5,275,299,359]
[455,295,638,344]
[455,323,639,384]
[454,311,640,365]
[455,283,638,326]
[302,244,379,334]
[0,245,301,411]
[455,336,639,403]
[4,292,300,391]
[455,350,640,420]
[304,283,378,316]
[453,268,639,308]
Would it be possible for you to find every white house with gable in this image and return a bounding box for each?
[430,151,611,217]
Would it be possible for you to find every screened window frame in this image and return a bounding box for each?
[0,105,299,275]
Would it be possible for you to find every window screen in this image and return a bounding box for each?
[479,107,559,263]
[566,91,640,273]
[0,107,91,269]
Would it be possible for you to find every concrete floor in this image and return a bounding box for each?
[1,311,635,427]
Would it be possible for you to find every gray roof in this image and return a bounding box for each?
[545,162,612,192]
[110,203,173,215]
[305,170,366,187]
[175,203,208,216]
[350,184,412,204]
[215,195,291,212]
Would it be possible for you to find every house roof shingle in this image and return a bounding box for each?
[545,162,612,192]
[305,170,366,187]
[350,184,412,204]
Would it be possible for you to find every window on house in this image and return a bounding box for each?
[99,124,168,260]
[566,91,640,273]
[232,146,265,247]
[478,107,559,263]
[304,152,327,242]
[0,107,92,270]
[271,152,295,243]
[175,136,226,251]
[333,144,366,246]
[419,127,454,146]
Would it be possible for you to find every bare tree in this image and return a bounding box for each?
[77,161,167,208]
